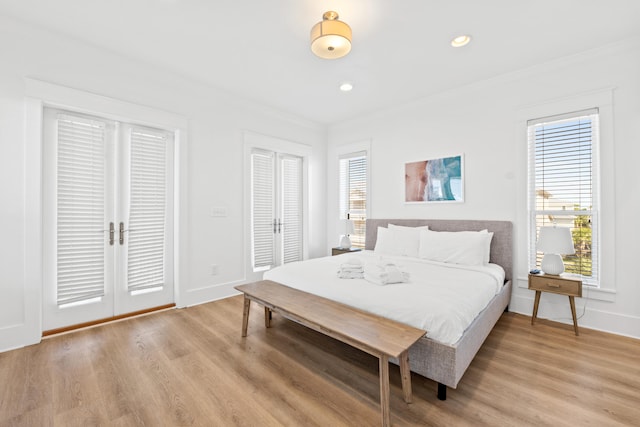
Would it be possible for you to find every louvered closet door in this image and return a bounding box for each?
[251,150,276,270]
[116,125,174,314]
[250,149,303,272]
[43,109,173,331]
[279,154,303,264]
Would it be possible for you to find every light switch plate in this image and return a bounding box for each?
[210,207,227,217]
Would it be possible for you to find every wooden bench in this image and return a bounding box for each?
[234,280,426,427]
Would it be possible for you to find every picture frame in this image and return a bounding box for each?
[405,154,464,203]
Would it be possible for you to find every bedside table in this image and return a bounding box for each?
[331,247,362,256]
[528,273,582,335]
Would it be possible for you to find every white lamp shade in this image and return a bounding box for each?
[537,226,575,255]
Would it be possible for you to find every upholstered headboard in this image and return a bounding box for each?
[365,219,513,282]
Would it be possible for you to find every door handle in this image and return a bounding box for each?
[109,222,115,245]
[119,222,125,245]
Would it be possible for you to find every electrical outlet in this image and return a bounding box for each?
[211,264,218,275]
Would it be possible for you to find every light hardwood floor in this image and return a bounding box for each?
[1,295,638,426]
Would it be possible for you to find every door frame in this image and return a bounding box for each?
[24,79,188,344]
[243,131,311,283]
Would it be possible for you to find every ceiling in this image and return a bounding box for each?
[2,0,640,124]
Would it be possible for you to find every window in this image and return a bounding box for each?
[339,152,367,248]
[528,108,599,285]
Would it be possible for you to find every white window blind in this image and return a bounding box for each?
[56,114,107,305]
[251,150,276,269]
[281,155,303,264]
[127,128,168,292]
[528,108,599,284]
[339,152,367,248]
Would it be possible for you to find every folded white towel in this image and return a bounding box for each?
[343,257,363,266]
[363,261,410,285]
[337,270,364,279]
[339,263,364,272]
[383,264,404,283]
[337,260,364,279]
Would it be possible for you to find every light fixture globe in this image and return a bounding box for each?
[311,11,352,59]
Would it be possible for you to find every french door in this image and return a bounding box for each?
[251,149,303,272]
[42,108,174,331]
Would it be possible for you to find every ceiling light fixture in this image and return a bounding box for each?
[311,11,352,59]
[451,35,472,47]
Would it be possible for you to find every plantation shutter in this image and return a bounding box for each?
[126,128,169,292]
[56,114,107,305]
[339,152,367,248]
[528,108,599,282]
[252,150,276,269]
[281,155,303,264]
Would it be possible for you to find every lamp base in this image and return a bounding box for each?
[339,235,352,249]
[541,253,565,275]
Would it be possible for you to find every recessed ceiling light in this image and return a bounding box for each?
[451,35,471,48]
[340,82,353,92]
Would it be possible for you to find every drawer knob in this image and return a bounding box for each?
[546,283,561,288]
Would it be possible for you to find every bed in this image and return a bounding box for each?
[264,219,513,400]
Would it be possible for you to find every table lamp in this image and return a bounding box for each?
[339,219,355,249]
[536,226,576,275]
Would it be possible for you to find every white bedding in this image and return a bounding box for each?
[263,250,505,345]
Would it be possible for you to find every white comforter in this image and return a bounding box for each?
[263,250,505,345]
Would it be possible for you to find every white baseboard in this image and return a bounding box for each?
[509,293,640,340]
[0,323,41,353]
[179,280,245,308]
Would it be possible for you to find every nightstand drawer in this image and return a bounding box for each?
[528,275,582,297]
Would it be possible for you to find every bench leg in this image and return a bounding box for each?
[399,350,412,403]
[241,296,251,337]
[379,355,390,427]
[265,307,272,328]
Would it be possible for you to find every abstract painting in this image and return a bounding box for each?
[405,154,463,202]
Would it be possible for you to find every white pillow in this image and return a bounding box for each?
[479,229,492,264]
[387,224,429,258]
[373,227,394,255]
[418,229,494,266]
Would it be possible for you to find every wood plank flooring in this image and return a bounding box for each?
[1,295,638,426]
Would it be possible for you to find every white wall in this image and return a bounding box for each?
[327,39,640,339]
[0,17,326,352]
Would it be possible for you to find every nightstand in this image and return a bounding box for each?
[528,273,582,336]
[331,247,362,256]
